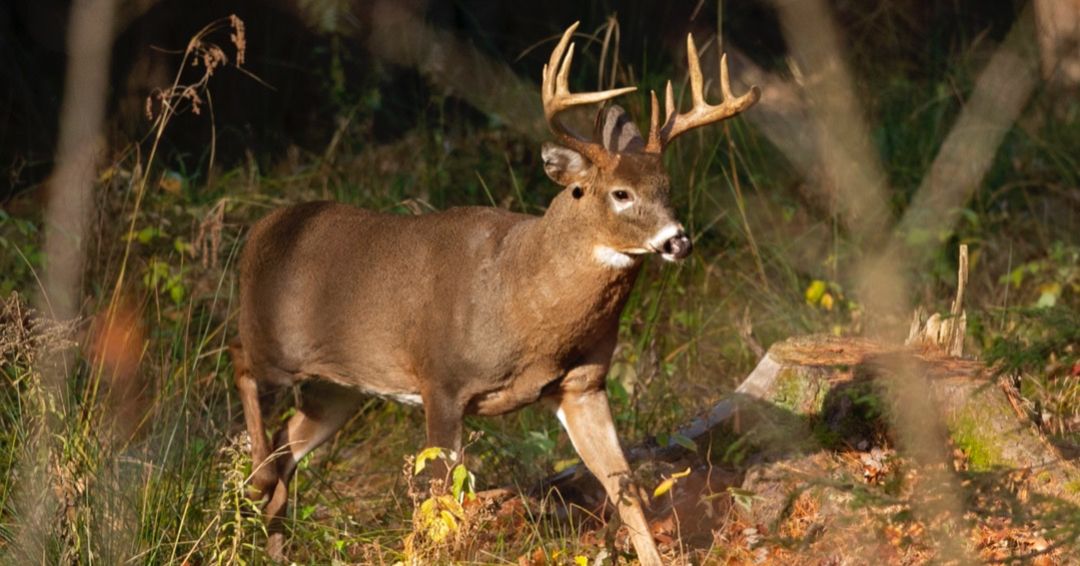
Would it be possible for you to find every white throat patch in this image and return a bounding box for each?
[593,245,636,269]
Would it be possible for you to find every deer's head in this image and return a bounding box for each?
[540,23,760,267]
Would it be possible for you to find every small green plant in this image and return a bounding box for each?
[142,257,188,305]
[0,211,42,297]
[400,446,488,565]
[999,242,1079,309]
[208,434,266,565]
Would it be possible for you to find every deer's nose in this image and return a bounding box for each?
[661,231,692,260]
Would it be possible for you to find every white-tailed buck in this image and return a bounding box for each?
[232,22,759,563]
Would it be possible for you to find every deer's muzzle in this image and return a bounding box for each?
[661,231,692,261]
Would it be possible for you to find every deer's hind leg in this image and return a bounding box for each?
[230,340,278,499]
[263,380,364,561]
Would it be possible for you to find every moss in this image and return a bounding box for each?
[772,367,804,412]
[950,410,1004,472]
[772,368,830,417]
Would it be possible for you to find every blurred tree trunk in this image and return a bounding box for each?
[39,0,115,324]
[17,0,117,561]
[1034,0,1080,86]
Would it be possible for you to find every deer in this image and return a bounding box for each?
[230,22,759,563]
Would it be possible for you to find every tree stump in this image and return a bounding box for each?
[533,335,1080,561]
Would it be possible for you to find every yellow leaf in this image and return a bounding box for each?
[427,518,451,542]
[553,457,581,473]
[653,478,675,498]
[654,467,692,498]
[417,497,437,520]
[805,280,827,305]
[1037,282,1061,308]
[437,495,463,517]
[414,446,445,475]
[98,166,117,184]
[574,555,589,566]
[439,509,459,532]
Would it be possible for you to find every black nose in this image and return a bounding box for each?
[661,232,693,260]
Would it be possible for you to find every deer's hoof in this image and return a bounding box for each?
[266,532,287,562]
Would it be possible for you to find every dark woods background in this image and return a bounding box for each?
[1,0,1045,199]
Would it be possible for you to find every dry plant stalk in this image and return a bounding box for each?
[193,199,227,269]
[1,293,79,370]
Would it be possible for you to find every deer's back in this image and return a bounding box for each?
[237,201,532,395]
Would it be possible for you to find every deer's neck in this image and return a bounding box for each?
[495,193,641,348]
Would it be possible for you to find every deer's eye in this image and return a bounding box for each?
[612,190,633,202]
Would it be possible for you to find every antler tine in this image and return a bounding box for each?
[686,34,705,108]
[646,80,676,153]
[645,33,762,153]
[645,91,661,152]
[720,53,735,101]
[542,23,637,161]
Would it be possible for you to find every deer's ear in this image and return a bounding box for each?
[595,105,645,153]
[542,143,594,187]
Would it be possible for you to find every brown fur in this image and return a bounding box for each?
[233,150,675,563]
[232,23,757,564]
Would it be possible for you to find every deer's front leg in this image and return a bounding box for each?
[420,384,464,479]
[556,376,662,566]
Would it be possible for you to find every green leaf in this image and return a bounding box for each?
[173,237,194,255]
[728,487,757,513]
[527,430,556,453]
[670,433,698,452]
[168,282,185,304]
[450,464,474,501]
[135,226,162,244]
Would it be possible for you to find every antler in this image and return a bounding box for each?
[542,22,637,165]
[645,34,761,153]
